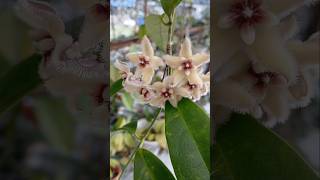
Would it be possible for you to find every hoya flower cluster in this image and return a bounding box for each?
[115,36,210,108]
[15,0,108,119]
[213,0,319,127]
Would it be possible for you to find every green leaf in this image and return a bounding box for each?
[34,97,75,154]
[119,121,137,134]
[160,0,182,16]
[214,113,320,180]
[0,54,42,116]
[138,24,147,39]
[110,79,123,96]
[134,148,175,180]
[121,92,134,111]
[165,98,210,180]
[145,14,169,51]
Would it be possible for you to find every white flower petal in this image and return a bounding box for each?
[176,87,191,98]
[187,69,202,86]
[126,53,141,64]
[172,70,186,86]
[163,55,184,68]
[151,56,164,69]
[247,27,297,83]
[192,53,209,67]
[192,88,201,101]
[141,36,154,57]
[240,26,256,45]
[179,37,193,58]
[149,96,165,108]
[152,82,164,91]
[169,97,179,108]
[140,66,154,84]
[261,86,290,126]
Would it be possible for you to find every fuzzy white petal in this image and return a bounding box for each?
[163,55,184,68]
[141,36,154,57]
[187,69,202,86]
[179,37,193,58]
[240,26,256,45]
[126,53,141,64]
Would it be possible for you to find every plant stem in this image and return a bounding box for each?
[118,108,162,180]
[162,9,176,80]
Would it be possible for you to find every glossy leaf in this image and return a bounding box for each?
[213,113,320,180]
[160,0,182,16]
[134,148,175,180]
[119,121,137,135]
[34,97,75,154]
[145,14,169,51]
[0,54,42,116]
[110,79,123,96]
[165,98,210,180]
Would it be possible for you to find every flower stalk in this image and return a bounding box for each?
[118,108,162,179]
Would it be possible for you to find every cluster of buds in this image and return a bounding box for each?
[15,0,108,119]
[213,0,319,127]
[115,36,210,108]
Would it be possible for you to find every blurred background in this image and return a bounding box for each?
[0,0,318,180]
[109,0,210,179]
[0,0,107,179]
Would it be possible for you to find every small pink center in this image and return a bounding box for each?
[138,55,150,68]
[182,60,193,70]
[140,88,150,99]
[229,0,265,28]
[161,88,173,99]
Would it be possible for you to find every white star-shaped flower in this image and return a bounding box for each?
[126,36,164,84]
[163,37,209,86]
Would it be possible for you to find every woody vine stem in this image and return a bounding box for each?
[119,8,176,179]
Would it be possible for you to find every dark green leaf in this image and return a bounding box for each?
[0,54,42,116]
[119,121,137,134]
[134,148,175,180]
[145,14,169,51]
[165,98,210,180]
[110,79,123,96]
[34,97,75,154]
[214,113,320,180]
[160,0,182,16]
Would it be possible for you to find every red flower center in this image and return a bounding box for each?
[182,60,193,70]
[138,55,150,68]
[187,82,197,90]
[140,88,150,98]
[161,88,173,99]
[229,0,265,28]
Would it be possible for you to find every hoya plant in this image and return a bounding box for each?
[110,0,319,179]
